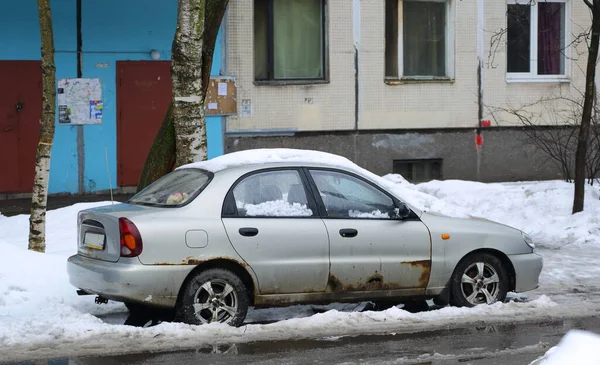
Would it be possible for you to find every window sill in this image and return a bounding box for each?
[506,77,570,84]
[385,77,455,85]
[254,79,330,86]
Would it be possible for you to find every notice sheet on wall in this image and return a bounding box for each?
[57,78,103,125]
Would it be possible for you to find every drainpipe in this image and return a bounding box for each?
[476,0,484,181]
[352,0,360,162]
[353,0,360,132]
[76,0,85,193]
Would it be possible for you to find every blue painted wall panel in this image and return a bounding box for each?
[0,0,226,194]
[207,28,224,159]
[81,0,177,192]
[0,1,40,60]
[49,0,79,194]
[49,52,79,194]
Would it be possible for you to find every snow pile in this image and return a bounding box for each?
[530,330,600,365]
[243,200,313,217]
[178,148,357,173]
[411,179,600,249]
[349,209,390,218]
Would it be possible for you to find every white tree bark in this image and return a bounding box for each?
[29,0,56,253]
[172,0,207,166]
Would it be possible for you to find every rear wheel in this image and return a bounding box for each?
[450,253,508,307]
[177,268,249,326]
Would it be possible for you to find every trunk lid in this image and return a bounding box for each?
[76,203,161,262]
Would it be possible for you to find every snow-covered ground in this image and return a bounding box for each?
[530,330,600,365]
[2,152,600,362]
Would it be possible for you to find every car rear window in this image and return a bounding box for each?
[128,169,212,207]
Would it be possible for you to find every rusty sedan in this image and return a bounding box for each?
[67,150,542,326]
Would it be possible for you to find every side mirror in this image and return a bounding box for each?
[394,203,411,220]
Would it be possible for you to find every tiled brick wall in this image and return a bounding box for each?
[226,0,590,132]
[226,0,355,132]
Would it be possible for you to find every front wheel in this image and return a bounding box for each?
[450,253,508,307]
[177,268,249,326]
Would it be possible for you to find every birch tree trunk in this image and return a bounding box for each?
[573,0,600,213]
[137,0,229,191]
[28,0,56,253]
[172,0,207,166]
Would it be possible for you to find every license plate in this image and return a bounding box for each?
[84,232,105,250]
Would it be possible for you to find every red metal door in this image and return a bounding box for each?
[116,61,172,187]
[0,61,42,193]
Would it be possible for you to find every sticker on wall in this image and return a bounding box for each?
[57,78,103,125]
[240,99,252,118]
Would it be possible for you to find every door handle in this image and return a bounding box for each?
[239,227,259,237]
[339,228,358,238]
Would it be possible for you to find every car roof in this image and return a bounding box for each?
[177,149,362,174]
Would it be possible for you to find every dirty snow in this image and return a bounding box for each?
[2,149,600,361]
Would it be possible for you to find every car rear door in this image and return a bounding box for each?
[307,168,432,291]
[221,168,330,294]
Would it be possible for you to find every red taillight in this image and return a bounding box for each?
[119,217,143,257]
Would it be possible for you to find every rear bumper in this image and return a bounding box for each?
[509,252,543,293]
[67,254,193,308]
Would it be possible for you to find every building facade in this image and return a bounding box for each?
[224,0,589,182]
[0,0,226,195]
[0,0,590,197]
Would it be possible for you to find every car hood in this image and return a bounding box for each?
[420,211,522,234]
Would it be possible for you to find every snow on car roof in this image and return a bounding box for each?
[177,148,357,173]
[178,149,472,218]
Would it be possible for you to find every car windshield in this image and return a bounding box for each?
[128,169,212,207]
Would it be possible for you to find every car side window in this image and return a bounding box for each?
[309,170,396,219]
[232,170,314,217]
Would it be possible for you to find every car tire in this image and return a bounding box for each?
[177,268,249,326]
[450,253,508,307]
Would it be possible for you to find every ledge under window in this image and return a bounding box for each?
[254,79,330,86]
[385,77,455,85]
[506,76,570,84]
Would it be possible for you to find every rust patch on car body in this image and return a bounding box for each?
[186,257,202,265]
[400,259,431,287]
[326,272,406,292]
[150,256,247,267]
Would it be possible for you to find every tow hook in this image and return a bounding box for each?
[95,296,109,305]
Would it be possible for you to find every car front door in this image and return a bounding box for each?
[307,169,432,292]
[222,168,330,294]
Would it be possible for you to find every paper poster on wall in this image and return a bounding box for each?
[57,78,103,125]
[217,82,228,96]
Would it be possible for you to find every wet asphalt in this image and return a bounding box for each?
[8,316,600,365]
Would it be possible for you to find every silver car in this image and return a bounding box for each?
[67,154,543,326]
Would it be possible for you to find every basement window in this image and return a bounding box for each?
[393,159,443,183]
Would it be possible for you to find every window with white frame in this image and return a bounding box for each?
[506,0,568,79]
[385,0,454,79]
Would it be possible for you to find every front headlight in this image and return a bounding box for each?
[522,232,535,250]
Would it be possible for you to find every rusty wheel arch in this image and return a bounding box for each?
[452,248,516,293]
[176,259,257,307]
